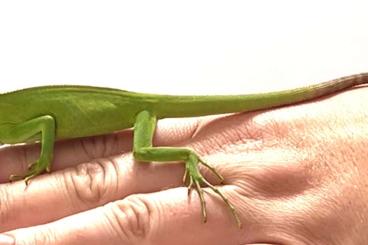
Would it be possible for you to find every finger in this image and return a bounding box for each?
[0,117,200,182]
[0,152,186,232]
[0,130,132,183]
[2,187,246,245]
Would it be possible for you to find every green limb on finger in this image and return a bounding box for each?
[7,115,55,184]
[9,159,52,185]
[133,110,242,228]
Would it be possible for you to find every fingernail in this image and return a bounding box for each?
[0,234,14,245]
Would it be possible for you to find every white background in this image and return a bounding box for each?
[0,1,367,94]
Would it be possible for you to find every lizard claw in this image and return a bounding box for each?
[9,158,50,185]
[182,152,242,228]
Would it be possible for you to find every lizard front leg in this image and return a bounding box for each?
[133,110,241,227]
[7,115,56,184]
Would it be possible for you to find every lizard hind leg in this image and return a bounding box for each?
[133,110,242,227]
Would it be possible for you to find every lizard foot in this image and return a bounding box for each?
[9,158,50,185]
[182,152,242,228]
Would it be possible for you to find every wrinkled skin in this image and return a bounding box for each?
[0,86,367,245]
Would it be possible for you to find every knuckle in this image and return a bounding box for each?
[65,158,119,206]
[104,133,123,156]
[105,196,152,241]
[78,136,109,159]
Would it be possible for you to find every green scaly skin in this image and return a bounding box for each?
[1,73,367,228]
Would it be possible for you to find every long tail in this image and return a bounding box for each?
[154,73,368,118]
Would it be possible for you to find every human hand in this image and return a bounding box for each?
[0,86,367,245]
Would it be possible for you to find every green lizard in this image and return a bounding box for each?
[1,73,367,228]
